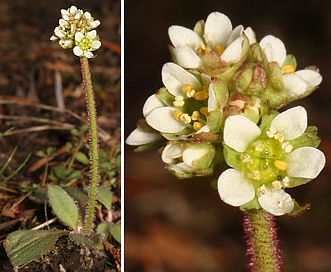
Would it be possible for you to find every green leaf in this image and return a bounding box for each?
[75,152,90,165]
[97,187,113,210]
[69,232,104,250]
[110,224,121,244]
[48,185,79,231]
[5,229,68,267]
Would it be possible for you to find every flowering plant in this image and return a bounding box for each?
[127,11,325,270]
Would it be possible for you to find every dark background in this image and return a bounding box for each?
[125,1,331,271]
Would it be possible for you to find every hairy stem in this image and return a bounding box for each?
[80,56,99,234]
[243,209,283,272]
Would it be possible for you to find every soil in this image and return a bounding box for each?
[0,0,121,271]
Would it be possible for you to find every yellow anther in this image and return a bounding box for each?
[282,64,295,74]
[194,91,209,101]
[182,85,194,95]
[193,122,204,131]
[174,110,183,120]
[191,111,200,121]
[274,160,287,171]
[266,127,276,138]
[215,43,225,56]
[200,107,208,116]
[274,133,284,143]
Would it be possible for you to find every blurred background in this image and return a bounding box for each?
[125,0,331,271]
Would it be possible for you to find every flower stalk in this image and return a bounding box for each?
[80,56,99,234]
[243,209,283,272]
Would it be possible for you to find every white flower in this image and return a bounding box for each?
[73,30,101,58]
[218,106,326,215]
[144,62,213,134]
[260,35,322,96]
[161,142,215,177]
[168,12,256,68]
[126,127,162,146]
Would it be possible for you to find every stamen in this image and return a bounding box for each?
[255,144,264,152]
[194,91,208,101]
[182,85,195,95]
[282,176,290,187]
[200,107,208,116]
[258,185,267,195]
[191,111,200,121]
[266,127,276,138]
[173,95,185,107]
[252,170,260,180]
[272,180,283,189]
[174,110,183,120]
[193,122,204,131]
[242,153,251,162]
[282,64,295,74]
[274,132,284,143]
[282,142,293,153]
[274,160,287,171]
[215,43,225,56]
[180,113,191,124]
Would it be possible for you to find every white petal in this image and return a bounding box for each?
[287,147,326,178]
[182,147,208,167]
[283,73,309,96]
[84,51,94,58]
[218,169,255,206]
[91,40,101,50]
[227,25,243,46]
[221,37,243,63]
[243,27,256,44]
[75,32,84,42]
[270,106,307,140]
[84,11,92,20]
[205,12,232,48]
[259,35,286,65]
[168,26,202,48]
[126,128,162,146]
[146,107,187,133]
[161,143,183,164]
[224,115,261,152]
[170,46,200,69]
[143,94,164,117]
[87,30,97,39]
[168,162,194,174]
[295,70,322,88]
[161,62,201,96]
[258,188,294,216]
[73,46,83,56]
[69,6,77,14]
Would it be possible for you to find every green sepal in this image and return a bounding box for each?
[155,87,174,106]
[193,19,205,37]
[207,110,223,133]
[212,78,229,109]
[184,142,216,170]
[240,197,260,211]
[290,126,320,149]
[287,198,310,216]
[223,145,242,170]
[5,229,69,267]
[282,54,297,70]
[48,185,79,231]
[286,176,312,188]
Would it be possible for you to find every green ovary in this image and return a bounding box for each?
[79,38,92,50]
[241,137,286,185]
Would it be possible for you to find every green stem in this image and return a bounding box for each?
[243,209,283,272]
[80,56,99,234]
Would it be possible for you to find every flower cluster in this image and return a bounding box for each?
[50,6,101,58]
[126,12,325,215]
